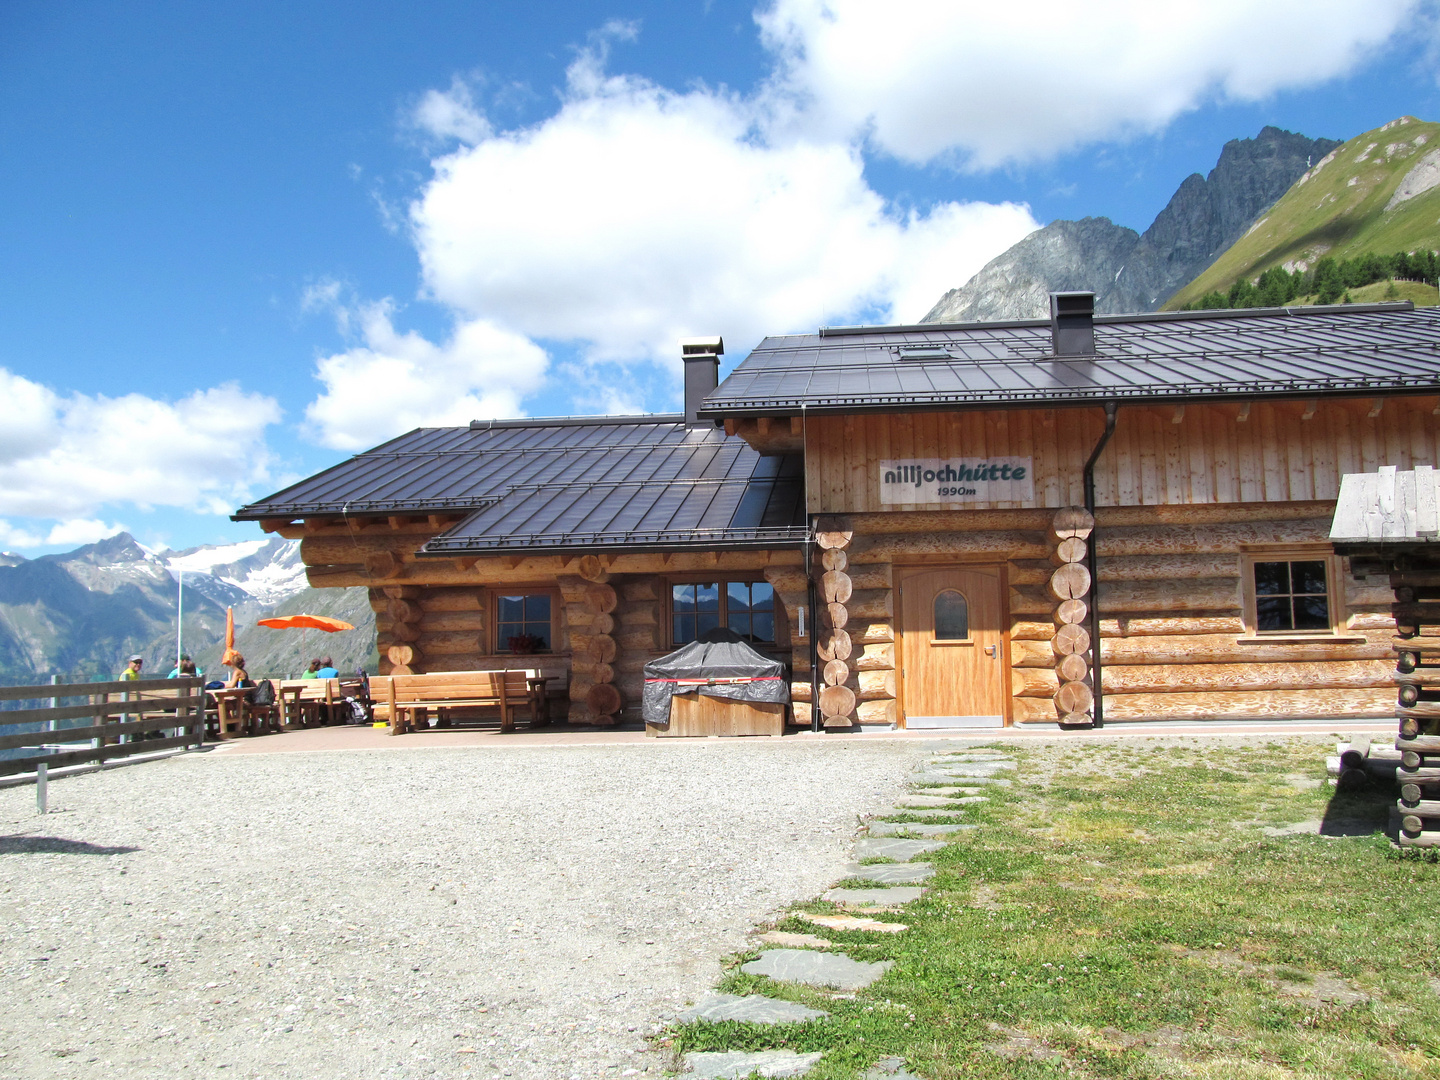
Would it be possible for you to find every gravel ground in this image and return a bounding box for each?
[0,736,934,1080]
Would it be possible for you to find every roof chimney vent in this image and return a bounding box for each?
[1050,292,1096,357]
[680,336,724,428]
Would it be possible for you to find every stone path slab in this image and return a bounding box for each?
[853,837,944,861]
[864,1056,927,1080]
[678,992,828,1025]
[686,1049,824,1078]
[912,772,1011,786]
[742,948,894,990]
[880,807,978,819]
[756,930,834,948]
[869,821,976,837]
[824,887,926,908]
[894,794,989,808]
[842,861,935,884]
[796,912,908,934]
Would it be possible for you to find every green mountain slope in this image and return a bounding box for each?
[1165,116,1440,310]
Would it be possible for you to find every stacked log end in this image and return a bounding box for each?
[560,566,621,726]
[1393,579,1440,846]
[380,586,425,675]
[1049,507,1095,727]
[815,525,856,728]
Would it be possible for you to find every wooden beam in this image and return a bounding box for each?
[259,517,294,534]
[723,418,737,436]
[1301,399,1318,420]
[455,558,477,571]
[758,417,772,436]
[790,416,803,435]
[1369,398,1385,418]
[504,556,524,570]
[1236,401,1251,422]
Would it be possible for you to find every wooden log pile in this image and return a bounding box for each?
[1048,507,1095,727]
[1393,632,1440,848]
[560,562,621,725]
[815,525,857,728]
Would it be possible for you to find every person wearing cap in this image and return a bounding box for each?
[120,655,144,681]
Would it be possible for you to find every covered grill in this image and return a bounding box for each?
[642,628,789,737]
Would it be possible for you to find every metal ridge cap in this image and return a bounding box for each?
[813,301,1421,338]
[467,412,684,430]
[696,381,1440,416]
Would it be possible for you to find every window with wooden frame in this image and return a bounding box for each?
[491,588,560,654]
[1239,547,1348,640]
[668,580,777,647]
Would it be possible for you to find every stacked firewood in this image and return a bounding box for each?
[1049,507,1095,726]
[816,528,855,728]
[1394,636,1440,847]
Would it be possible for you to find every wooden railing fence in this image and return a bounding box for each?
[0,676,205,781]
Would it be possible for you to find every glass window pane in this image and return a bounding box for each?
[728,611,751,638]
[498,595,526,621]
[695,583,720,611]
[1292,561,1327,595]
[697,612,720,637]
[750,582,774,611]
[1256,596,1291,631]
[673,584,696,613]
[727,581,751,613]
[1254,563,1289,595]
[674,614,694,645]
[934,589,969,640]
[750,611,775,643]
[1294,596,1329,631]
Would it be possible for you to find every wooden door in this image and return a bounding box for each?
[898,566,1006,728]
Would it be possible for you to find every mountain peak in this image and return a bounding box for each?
[921,124,1339,323]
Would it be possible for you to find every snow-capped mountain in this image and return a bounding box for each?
[0,533,375,685]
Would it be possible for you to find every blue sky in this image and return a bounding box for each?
[1,0,1437,555]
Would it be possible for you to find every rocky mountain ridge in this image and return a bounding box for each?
[0,533,375,685]
[922,126,1342,323]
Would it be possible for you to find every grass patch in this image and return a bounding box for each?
[665,737,1440,1078]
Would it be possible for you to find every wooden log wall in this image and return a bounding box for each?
[806,398,1440,514]
[814,524,857,729]
[1382,571,1440,847]
[1010,510,1395,724]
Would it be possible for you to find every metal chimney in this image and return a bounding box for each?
[680,336,723,428]
[1050,292,1096,357]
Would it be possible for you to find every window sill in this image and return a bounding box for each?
[1234,635,1368,646]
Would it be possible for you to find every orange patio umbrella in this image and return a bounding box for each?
[222,606,239,666]
[256,615,355,632]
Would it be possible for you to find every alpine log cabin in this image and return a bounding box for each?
[234,295,1440,730]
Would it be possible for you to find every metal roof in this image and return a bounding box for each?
[234,416,808,552]
[700,302,1440,416]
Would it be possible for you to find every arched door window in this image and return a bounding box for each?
[934,589,969,640]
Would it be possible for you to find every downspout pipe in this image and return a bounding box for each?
[1082,402,1118,728]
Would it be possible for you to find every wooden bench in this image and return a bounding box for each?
[279,679,334,728]
[375,670,541,734]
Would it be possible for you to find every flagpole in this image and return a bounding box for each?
[176,568,183,672]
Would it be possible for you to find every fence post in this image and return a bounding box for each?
[48,674,59,734]
[36,763,47,815]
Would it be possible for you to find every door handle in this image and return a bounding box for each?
[984,645,996,658]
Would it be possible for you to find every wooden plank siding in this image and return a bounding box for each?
[805,397,1440,514]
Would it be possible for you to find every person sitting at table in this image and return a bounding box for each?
[315,656,339,679]
[167,654,203,680]
[226,654,254,690]
[299,658,321,680]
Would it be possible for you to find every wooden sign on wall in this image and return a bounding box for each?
[879,457,1034,506]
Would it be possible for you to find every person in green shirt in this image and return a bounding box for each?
[120,655,143,680]
[299,658,321,680]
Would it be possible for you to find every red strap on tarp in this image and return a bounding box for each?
[645,676,785,685]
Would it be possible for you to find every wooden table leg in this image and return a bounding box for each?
[216,697,231,740]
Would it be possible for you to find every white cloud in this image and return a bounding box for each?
[304,297,550,450]
[413,77,492,145]
[0,369,281,526]
[757,0,1421,168]
[407,46,1039,366]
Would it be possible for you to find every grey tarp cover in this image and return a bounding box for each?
[642,628,790,725]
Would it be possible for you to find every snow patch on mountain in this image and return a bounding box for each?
[166,538,308,606]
